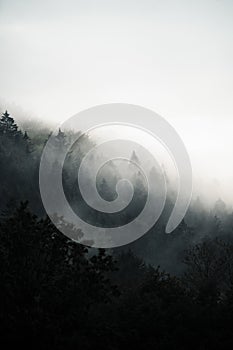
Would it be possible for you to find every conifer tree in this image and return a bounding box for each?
[0,110,18,137]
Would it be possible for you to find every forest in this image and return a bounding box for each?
[1,110,233,349]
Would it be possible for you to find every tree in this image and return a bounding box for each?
[55,128,66,150]
[98,178,114,201]
[182,238,229,304]
[0,202,118,347]
[214,198,227,217]
[0,110,19,137]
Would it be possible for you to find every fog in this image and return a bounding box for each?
[1,0,233,206]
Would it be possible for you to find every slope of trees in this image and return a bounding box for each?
[0,110,233,269]
[1,204,233,349]
[0,202,119,348]
[1,110,233,348]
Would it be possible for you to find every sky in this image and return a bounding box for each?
[0,0,233,205]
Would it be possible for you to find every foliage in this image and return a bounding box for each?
[1,111,233,348]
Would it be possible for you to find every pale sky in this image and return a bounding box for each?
[0,0,233,205]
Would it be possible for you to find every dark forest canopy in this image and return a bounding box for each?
[1,110,233,349]
[1,202,233,349]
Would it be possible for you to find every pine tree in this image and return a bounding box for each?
[98,178,113,201]
[214,198,226,217]
[130,150,140,164]
[55,128,66,148]
[23,131,33,153]
[0,110,19,137]
[23,131,29,140]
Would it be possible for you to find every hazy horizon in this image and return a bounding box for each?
[1,0,233,206]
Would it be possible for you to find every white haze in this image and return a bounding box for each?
[0,0,233,206]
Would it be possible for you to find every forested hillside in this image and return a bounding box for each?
[1,110,233,349]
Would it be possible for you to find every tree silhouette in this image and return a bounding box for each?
[0,202,119,347]
[0,110,19,137]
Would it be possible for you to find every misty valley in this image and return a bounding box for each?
[1,110,233,349]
